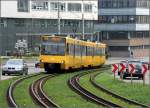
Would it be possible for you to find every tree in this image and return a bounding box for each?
[15,39,28,57]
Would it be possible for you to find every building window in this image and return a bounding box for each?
[68,3,81,12]
[130,31,150,38]
[109,46,128,51]
[0,19,7,28]
[99,0,150,8]
[50,2,66,11]
[99,15,150,24]
[32,1,48,11]
[84,4,92,12]
[108,31,128,40]
[47,20,57,27]
[14,19,25,27]
[18,0,29,12]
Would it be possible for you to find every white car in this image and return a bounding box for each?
[2,59,28,75]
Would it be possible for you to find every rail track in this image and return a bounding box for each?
[29,74,59,108]
[7,73,41,108]
[90,72,150,108]
[68,68,123,107]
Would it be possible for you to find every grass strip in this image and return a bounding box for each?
[13,74,45,108]
[95,70,150,105]
[79,72,139,108]
[0,77,18,107]
[44,71,101,108]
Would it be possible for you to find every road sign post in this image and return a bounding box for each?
[0,56,1,80]
[112,64,118,80]
[119,63,126,80]
[142,64,148,85]
[129,64,135,84]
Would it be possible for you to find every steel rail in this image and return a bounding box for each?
[68,68,123,108]
[90,72,150,108]
[7,73,42,108]
[29,75,59,108]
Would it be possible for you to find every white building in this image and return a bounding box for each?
[0,0,98,55]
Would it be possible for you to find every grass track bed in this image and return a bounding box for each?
[79,72,139,108]
[44,72,100,108]
[0,77,18,107]
[95,70,150,105]
[13,74,46,108]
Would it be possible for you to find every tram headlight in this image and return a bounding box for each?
[40,59,43,63]
[61,60,65,64]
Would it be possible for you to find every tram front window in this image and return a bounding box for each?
[41,43,65,55]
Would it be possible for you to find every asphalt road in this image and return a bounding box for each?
[1,57,150,85]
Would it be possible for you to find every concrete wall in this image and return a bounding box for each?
[99,8,150,15]
[109,49,149,58]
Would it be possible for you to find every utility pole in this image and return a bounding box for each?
[58,2,61,35]
[82,0,85,40]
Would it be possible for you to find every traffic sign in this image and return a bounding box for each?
[142,64,148,74]
[119,63,126,73]
[112,64,118,73]
[128,64,135,73]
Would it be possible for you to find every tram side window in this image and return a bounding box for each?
[80,45,82,56]
[87,46,90,56]
[97,48,100,56]
[69,44,74,56]
[92,47,94,56]
[91,47,93,56]
[98,48,101,55]
[95,47,99,56]
[100,48,103,55]
[102,48,105,55]
[79,45,82,56]
[93,47,95,56]
[75,44,80,56]
[80,45,83,56]
[82,46,86,56]
[87,46,93,56]
[66,43,69,55]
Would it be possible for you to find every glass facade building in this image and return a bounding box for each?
[96,0,150,57]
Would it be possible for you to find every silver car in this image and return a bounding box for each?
[2,59,28,75]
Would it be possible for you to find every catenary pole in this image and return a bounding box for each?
[58,2,61,35]
[82,0,85,40]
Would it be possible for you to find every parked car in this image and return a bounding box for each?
[2,59,28,75]
[35,60,40,68]
[118,60,143,79]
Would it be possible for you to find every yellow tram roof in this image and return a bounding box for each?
[41,35,106,47]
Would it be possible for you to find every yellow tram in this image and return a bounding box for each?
[39,35,106,73]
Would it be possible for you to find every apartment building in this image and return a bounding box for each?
[0,0,98,55]
[96,0,150,57]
